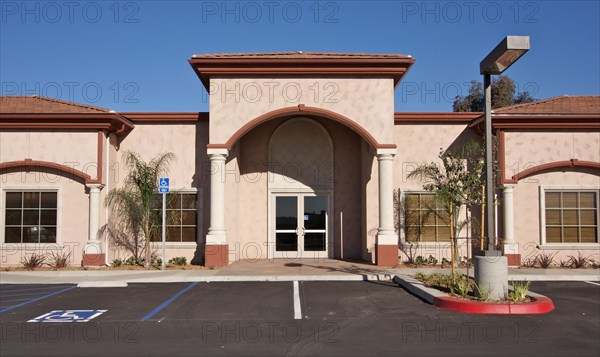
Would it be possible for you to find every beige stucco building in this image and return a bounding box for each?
[1,52,599,268]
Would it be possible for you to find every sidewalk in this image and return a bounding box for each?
[1,259,598,285]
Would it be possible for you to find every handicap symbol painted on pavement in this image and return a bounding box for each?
[28,310,107,323]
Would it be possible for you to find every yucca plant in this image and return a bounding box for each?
[47,251,72,269]
[567,252,590,269]
[21,253,46,270]
[535,252,556,268]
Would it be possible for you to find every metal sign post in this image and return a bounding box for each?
[159,178,169,271]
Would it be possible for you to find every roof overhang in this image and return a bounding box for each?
[0,112,134,135]
[468,113,600,132]
[121,112,208,123]
[188,56,416,91]
[394,112,483,124]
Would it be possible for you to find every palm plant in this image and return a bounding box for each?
[102,151,175,268]
[407,141,484,280]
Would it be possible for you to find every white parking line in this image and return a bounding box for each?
[293,281,302,320]
[584,281,600,287]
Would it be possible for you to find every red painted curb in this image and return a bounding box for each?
[432,294,555,315]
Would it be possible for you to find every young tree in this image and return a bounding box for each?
[102,151,175,268]
[453,75,537,111]
[453,80,483,112]
[407,142,484,278]
[514,91,537,105]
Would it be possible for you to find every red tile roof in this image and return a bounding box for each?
[191,51,413,59]
[0,96,111,114]
[493,95,600,115]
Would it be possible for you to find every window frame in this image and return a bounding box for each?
[539,185,600,248]
[0,186,62,247]
[150,189,201,248]
[399,189,452,245]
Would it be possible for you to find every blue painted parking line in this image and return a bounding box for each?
[141,282,198,321]
[1,298,37,303]
[1,285,73,293]
[0,285,76,313]
[2,291,71,298]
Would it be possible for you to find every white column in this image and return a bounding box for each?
[206,148,228,244]
[502,184,518,254]
[84,184,104,254]
[376,148,397,245]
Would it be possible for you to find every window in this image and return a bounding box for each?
[152,192,197,243]
[544,190,599,244]
[4,191,57,243]
[404,192,450,243]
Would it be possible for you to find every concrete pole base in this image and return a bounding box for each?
[474,256,508,300]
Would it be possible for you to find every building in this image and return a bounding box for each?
[1,52,598,268]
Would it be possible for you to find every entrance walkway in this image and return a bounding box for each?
[215,259,389,277]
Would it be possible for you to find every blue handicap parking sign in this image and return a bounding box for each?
[159,177,169,193]
[28,310,107,323]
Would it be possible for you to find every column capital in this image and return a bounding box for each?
[207,148,229,157]
[85,184,104,192]
[502,184,516,190]
[376,148,396,157]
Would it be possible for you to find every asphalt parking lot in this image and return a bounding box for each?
[1,281,599,356]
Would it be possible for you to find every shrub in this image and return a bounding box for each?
[415,255,437,266]
[427,255,438,265]
[169,257,187,266]
[475,283,492,301]
[21,253,46,270]
[124,256,141,266]
[521,257,537,268]
[536,252,556,268]
[567,252,590,268]
[559,259,570,268]
[509,281,532,302]
[460,256,473,268]
[112,258,123,267]
[450,275,471,297]
[150,255,162,267]
[415,256,427,266]
[47,251,72,269]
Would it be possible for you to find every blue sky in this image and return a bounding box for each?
[1,0,599,112]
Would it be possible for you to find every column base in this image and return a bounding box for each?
[82,242,104,266]
[504,254,521,267]
[376,244,398,267]
[205,244,229,267]
[82,254,105,266]
[502,242,520,266]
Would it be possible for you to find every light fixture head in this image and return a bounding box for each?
[480,36,530,75]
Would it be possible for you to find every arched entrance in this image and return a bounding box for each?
[267,118,334,258]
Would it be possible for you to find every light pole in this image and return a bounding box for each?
[475,36,530,299]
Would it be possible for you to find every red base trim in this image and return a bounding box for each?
[205,244,229,267]
[433,294,555,315]
[82,254,105,266]
[376,244,398,267]
[505,253,521,266]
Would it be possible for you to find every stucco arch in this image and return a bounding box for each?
[0,159,96,184]
[268,117,334,192]
[207,104,395,150]
[511,159,600,182]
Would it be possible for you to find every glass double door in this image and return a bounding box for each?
[274,194,329,258]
